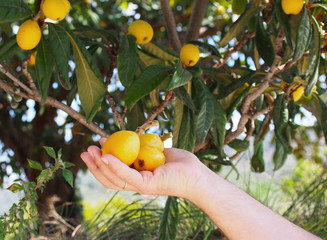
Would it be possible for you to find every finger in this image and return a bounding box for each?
[80,152,118,189]
[99,137,106,147]
[101,154,144,192]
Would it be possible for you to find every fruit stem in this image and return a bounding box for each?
[135,120,159,135]
[160,132,173,142]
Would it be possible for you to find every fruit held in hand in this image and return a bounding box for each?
[16,20,42,50]
[139,133,164,152]
[29,52,37,67]
[41,0,71,21]
[180,44,200,67]
[102,131,140,166]
[134,146,165,171]
[281,0,303,15]
[128,20,154,44]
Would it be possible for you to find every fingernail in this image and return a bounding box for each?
[101,156,109,165]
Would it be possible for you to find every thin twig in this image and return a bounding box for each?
[105,92,126,130]
[146,90,175,123]
[21,57,38,94]
[214,31,256,69]
[159,0,181,51]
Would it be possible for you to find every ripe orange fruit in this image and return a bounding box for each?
[180,44,200,67]
[29,52,37,67]
[133,146,165,171]
[102,131,140,166]
[291,85,305,102]
[139,133,164,152]
[41,0,71,21]
[281,0,303,15]
[16,20,41,50]
[128,20,154,44]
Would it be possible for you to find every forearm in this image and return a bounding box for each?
[186,165,321,240]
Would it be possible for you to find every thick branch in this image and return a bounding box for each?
[184,0,208,41]
[159,0,181,51]
[146,90,175,123]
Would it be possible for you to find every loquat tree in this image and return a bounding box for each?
[0,0,326,238]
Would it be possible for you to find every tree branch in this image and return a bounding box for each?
[184,0,209,42]
[159,0,181,51]
[224,27,285,144]
[146,90,175,123]
[105,92,126,130]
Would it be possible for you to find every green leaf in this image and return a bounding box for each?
[117,35,139,87]
[304,16,321,96]
[172,98,184,148]
[167,61,192,90]
[28,159,42,170]
[273,139,288,171]
[275,0,293,49]
[35,37,55,100]
[177,106,196,152]
[189,40,221,57]
[7,183,24,193]
[219,4,260,47]
[158,196,179,240]
[226,85,251,120]
[37,169,50,185]
[62,169,74,188]
[273,94,292,153]
[293,7,311,61]
[66,30,106,122]
[173,86,196,111]
[228,139,250,152]
[43,146,56,159]
[48,24,71,88]
[193,78,214,144]
[255,14,275,66]
[0,0,33,23]
[63,162,75,168]
[210,94,227,155]
[74,26,119,44]
[317,96,327,143]
[0,35,21,63]
[251,141,265,172]
[125,64,174,109]
[141,41,179,61]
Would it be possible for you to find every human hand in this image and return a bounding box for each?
[80,138,205,199]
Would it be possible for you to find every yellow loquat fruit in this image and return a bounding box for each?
[16,20,42,50]
[128,20,154,44]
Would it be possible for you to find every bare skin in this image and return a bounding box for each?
[80,138,321,240]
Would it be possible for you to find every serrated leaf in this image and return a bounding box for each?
[66,30,106,122]
[63,161,75,168]
[7,183,24,193]
[228,139,250,152]
[304,16,321,96]
[125,64,174,109]
[273,139,288,171]
[293,7,311,61]
[173,86,196,111]
[117,35,139,87]
[62,169,74,188]
[193,78,214,143]
[167,61,192,90]
[43,146,56,159]
[177,106,196,152]
[141,41,179,61]
[35,37,55,100]
[275,0,293,49]
[251,141,265,172]
[158,197,179,240]
[255,15,275,66]
[28,159,42,170]
[0,35,21,63]
[37,169,50,185]
[210,94,227,155]
[0,0,33,23]
[48,24,71,88]
[219,4,260,47]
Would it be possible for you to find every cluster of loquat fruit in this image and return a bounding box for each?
[102,129,168,171]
